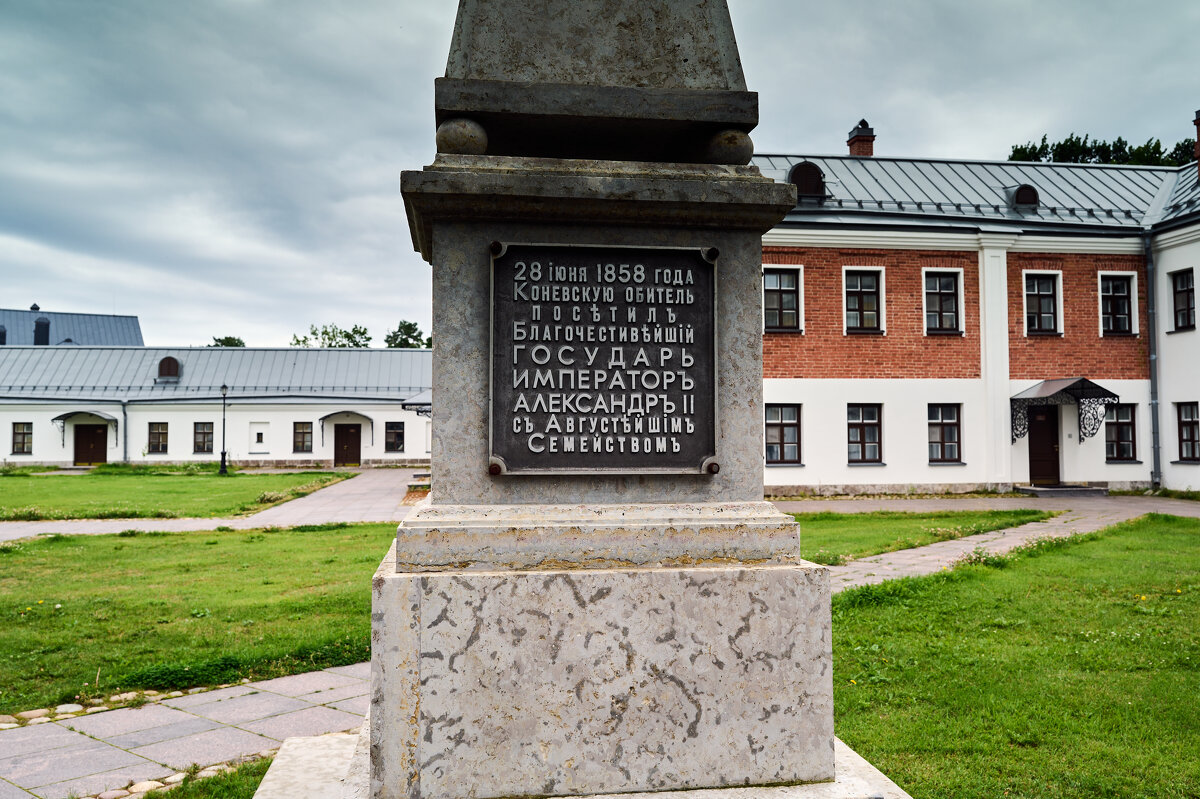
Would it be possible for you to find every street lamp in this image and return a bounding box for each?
[219,383,228,475]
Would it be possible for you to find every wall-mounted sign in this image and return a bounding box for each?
[490,243,717,474]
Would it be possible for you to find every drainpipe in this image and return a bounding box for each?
[1143,231,1162,487]
[121,400,129,463]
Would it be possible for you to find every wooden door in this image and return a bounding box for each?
[73,424,108,465]
[334,423,361,466]
[1027,405,1060,486]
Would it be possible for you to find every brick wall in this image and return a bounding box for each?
[762,247,980,379]
[1008,252,1148,380]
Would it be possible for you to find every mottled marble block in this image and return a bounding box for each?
[371,543,833,799]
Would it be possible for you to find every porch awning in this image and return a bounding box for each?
[1010,378,1119,444]
[400,388,432,418]
[317,410,374,446]
[50,410,119,446]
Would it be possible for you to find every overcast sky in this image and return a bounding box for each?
[2,1,1196,347]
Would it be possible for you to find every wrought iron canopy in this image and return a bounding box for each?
[1010,378,1119,443]
[400,388,432,418]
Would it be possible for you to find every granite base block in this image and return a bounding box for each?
[370,542,834,799]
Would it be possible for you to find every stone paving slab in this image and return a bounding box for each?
[327,695,370,716]
[1,740,149,788]
[34,763,172,799]
[240,707,362,741]
[161,684,255,709]
[0,779,35,799]
[295,682,371,705]
[104,717,223,749]
[63,704,195,738]
[132,727,276,771]
[180,693,311,726]
[249,671,364,698]
[0,725,85,760]
[251,733,358,799]
[323,662,370,681]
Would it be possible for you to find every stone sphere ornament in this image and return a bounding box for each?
[436,118,488,155]
[703,129,754,165]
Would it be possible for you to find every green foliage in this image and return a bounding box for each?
[833,516,1200,798]
[290,323,372,348]
[0,471,348,520]
[208,336,245,347]
[145,758,272,799]
[0,523,396,712]
[1009,132,1196,166]
[384,319,432,348]
[795,509,1052,564]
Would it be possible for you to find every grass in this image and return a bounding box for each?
[144,759,272,798]
[833,514,1200,798]
[1112,486,1200,502]
[0,523,395,713]
[0,469,351,520]
[796,509,1053,564]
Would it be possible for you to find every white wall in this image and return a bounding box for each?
[1154,226,1200,491]
[762,378,994,490]
[0,401,431,467]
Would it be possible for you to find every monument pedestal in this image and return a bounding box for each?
[370,501,833,799]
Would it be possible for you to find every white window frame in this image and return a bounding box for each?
[1096,271,1139,337]
[842,266,886,335]
[921,266,966,336]
[1021,269,1064,337]
[761,265,804,334]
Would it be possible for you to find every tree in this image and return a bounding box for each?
[290,323,372,348]
[208,336,245,347]
[1009,132,1196,167]
[384,320,431,348]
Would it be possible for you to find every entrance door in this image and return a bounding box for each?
[74,424,108,465]
[334,423,361,466]
[1027,405,1060,486]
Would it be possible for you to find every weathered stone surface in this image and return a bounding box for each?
[163,773,187,785]
[444,0,747,90]
[396,500,801,570]
[0,713,16,724]
[253,733,358,799]
[129,780,164,792]
[56,703,85,714]
[97,790,130,799]
[371,543,833,799]
[17,708,49,720]
[28,716,54,725]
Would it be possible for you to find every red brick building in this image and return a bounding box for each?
[755,115,1200,493]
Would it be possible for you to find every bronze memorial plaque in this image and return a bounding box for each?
[490,243,717,474]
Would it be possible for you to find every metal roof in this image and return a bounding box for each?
[0,308,143,346]
[753,153,1200,233]
[0,347,431,403]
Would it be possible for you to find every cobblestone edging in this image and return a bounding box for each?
[0,683,276,799]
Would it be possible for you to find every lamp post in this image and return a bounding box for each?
[219,383,228,475]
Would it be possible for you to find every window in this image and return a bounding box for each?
[764,405,801,464]
[293,422,313,453]
[1104,405,1136,462]
[845,270,882,333]
[928,404,961,463]
[763,268,801,331]
[385,422,406,453]
[924,271,960,334]
[12,423,32,455]
[193,422,213,453]
[1180,403,1200,462]
[847,404,881,463]
[1100,275,1133,335]
[158,357,180,378]
[1173,269,1195,331]
[1025,273,1059,334]
[148,423,168,454]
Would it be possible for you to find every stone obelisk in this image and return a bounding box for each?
[367,3,902,798]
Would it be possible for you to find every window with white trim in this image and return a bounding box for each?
[844,268,884,334]
[1023,271,1062,335]
[923,269,963,335]
[763,267,802,332]
[765,404,801,464]
[847,404,882,463]
[1098,272,1137,336]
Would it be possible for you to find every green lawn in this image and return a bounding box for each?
[796,509,1053,564]
[0,522,395,713]
[146,760,272,799]
[834,514,1200,798]
[0,469,350,520]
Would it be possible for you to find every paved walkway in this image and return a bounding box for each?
[0,470,418,543]
[2,492,1198,797]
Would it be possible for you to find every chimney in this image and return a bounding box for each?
[848,119,875,157]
